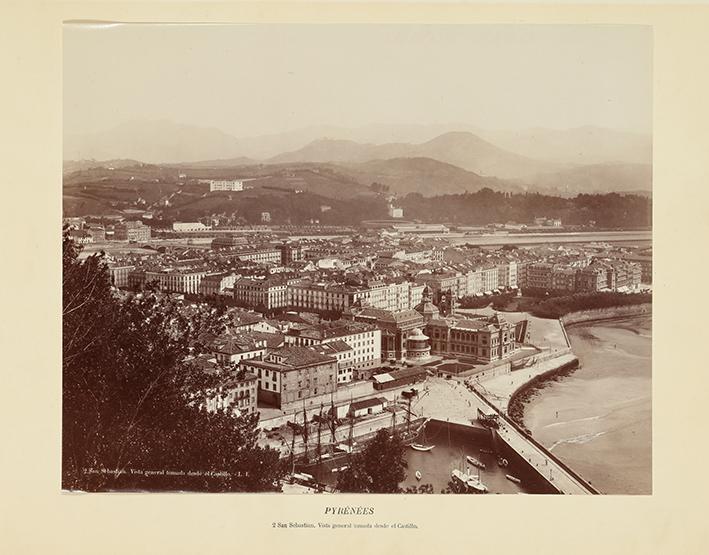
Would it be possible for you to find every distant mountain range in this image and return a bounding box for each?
[64,119,652,196]
[269,132,564,180]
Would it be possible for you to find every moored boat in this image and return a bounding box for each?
[415,470,422,481]
[451,468,487,493]
[466,474,488,494]
[506,474,522,484]
[410,419,435,452]
[466,455,486,469]
[451,468,467,485]
[497,457,509,467]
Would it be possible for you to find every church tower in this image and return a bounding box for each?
[414,285,440,324]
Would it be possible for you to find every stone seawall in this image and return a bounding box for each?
[560,303,652,327]
[506,358,581,434]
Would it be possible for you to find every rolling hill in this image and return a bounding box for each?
[333,157,524,196]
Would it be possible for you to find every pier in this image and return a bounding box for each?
[416,351,599,494]
[473,385,599,495]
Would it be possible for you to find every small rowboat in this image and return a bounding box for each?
[466,456,486,469]
[506,474,522,484]
[479,448,495,455]
[411,443,435,452]
[497,457,509,467]
[415,471,422,481]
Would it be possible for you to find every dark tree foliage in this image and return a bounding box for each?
[442,479,469,494]
[458,292,517,310]
[368,182,391,194]
[172,192,388,226]
[63,231,285,491]
[401,483,435,494]
[458,296,493,309]
[530,292,652,319]
[336,430,408,493]
[399,189,651,228]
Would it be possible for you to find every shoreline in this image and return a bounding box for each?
[506,359,580,434]
[510,308,650,438]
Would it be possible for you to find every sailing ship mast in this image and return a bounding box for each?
[301,402,309,464]
[406,395,412,436]
[328,393,338,445]
[347,392,354,456]
[401,389,417,439]
[316,403,323,463]
[289,417,296,474]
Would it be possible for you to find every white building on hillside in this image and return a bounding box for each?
[210,179,244,192]
[173,222,211,232]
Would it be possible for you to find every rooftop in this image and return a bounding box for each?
[317,340,353,354]
[246,346,337,371]
[351,307,424,325]
[287,319,376,340]
[350,397,388,411]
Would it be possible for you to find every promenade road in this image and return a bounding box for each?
[471,352,597,494]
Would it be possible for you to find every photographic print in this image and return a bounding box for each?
[62,23,652,495]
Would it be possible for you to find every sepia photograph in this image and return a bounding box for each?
[62,22,652,495]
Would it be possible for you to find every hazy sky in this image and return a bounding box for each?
[64,24,652,137]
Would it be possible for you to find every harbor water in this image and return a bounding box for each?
[399,421,536,494]
[523,315,652,494]
[302,420,539,494]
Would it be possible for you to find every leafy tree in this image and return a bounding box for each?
[530,291,652,319]
[63,230,284,491]
[401,483,435,494]
[336,429,407,493]
[398,191,651,228]
[442,479,469,494]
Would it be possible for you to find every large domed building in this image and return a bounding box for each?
[406,327,431,360]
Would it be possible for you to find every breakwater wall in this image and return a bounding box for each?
[560,303,652,327]
[474,379,600,494]
[506,358,580,434]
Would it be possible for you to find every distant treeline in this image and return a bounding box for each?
[399,189,652,228]
[529,292,652,319]
[171,192,388,225]
[458,290,652,319]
